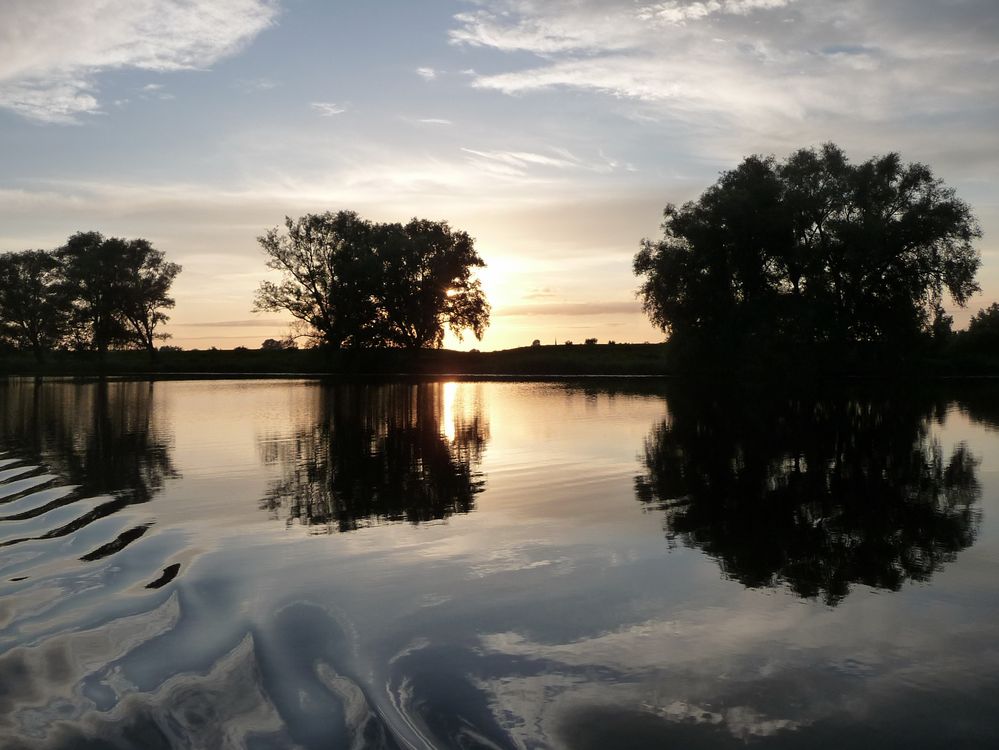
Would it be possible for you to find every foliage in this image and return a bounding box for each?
[634,144,982,360]
[962,303,999,349]
[57,232,180,355]
[261,337,297,351]
[0,233,181,360]
[0,250,71,358]
[254,211,490,349]
[378,218,490,348]
[254,212,383,348]
[117,240,182,351]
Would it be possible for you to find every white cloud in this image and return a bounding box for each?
[460,146,627,177]
[449,0,999,168]
[462,147,582,171]
[415,66,438,80]
[311,101,346,117]
[417,118,453,125]
[638,0,792,25]
[0,0,278,123]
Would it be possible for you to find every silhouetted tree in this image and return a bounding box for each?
[117,242,181,354]
[57,232,181,357]
[0,250,71,360]
[254,212,384,348]
[635,385,981,604]
[961,303,999,350]
[634,144,981,362]
[261,337,296,350]
[378,219,490,348]
[254,211,490,349]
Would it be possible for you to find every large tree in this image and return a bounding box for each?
[379,218,490,348]
[116,240,182,353]
[254,211,490,349]
[58,232,181,356]
[0,250,71,359]
[634,144,982,358]
[254,212,384,348]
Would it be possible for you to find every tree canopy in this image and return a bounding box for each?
[634,144,982,361]
[254,211,490,349]
[0,232,181,360]
[0,250,69,357]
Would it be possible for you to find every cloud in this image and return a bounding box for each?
[311,101,346,117]
[638,0,792,25]
[497,301,641,316]
[415,66,438,80]
[0,0,278,123]
[460,146,627,177]
[417,118,453,125]
[235,77,279,93]
[171,319,290,327]
[462,147,582,172]
[449,1,999,168]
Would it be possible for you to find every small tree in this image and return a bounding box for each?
[261,337,297,351]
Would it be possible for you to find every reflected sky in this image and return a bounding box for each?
[0,378,998,748]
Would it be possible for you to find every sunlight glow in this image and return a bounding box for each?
[442,381,458,442]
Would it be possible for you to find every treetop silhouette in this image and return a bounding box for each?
[253,211,490,349]
[634,144,982,362]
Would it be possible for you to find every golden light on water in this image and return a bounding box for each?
[442,380,458,442]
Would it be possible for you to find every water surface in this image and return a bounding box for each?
[1,378,998,748]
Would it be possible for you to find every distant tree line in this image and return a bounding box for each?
[254,211,490,349]
[634,143,985,365]
[0,232,181,360]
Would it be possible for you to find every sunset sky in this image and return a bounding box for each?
[1,0,996,350]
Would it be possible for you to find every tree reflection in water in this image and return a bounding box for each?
[635,387,982,604]
[0,378,178,505]
[259,382,488,533]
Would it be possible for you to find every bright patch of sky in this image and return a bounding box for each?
[1,0,996,349]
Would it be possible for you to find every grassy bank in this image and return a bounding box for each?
[4,341,998,379]
[0,343,672,378]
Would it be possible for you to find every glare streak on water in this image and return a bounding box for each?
[0,378,998,748]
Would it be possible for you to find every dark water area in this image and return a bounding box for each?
[1,378,998,749]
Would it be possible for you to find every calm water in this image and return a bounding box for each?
[1,377,998,749]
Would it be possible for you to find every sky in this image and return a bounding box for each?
[0,0,996,351]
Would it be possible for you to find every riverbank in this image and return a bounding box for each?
[0,343,671,377]
[2,342,998,378]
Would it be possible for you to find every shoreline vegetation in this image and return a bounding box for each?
[3,341,999,379]
[3,146,994,379]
